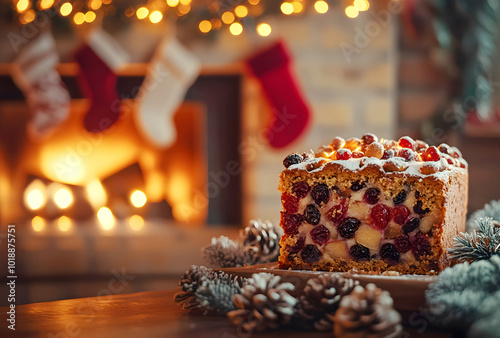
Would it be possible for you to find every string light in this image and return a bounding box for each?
[179,0,191,4]
[129,215,144,231]
[257,23,271,36]
[314,0,328,14]
[102,0,111,4]
[130,190,147,208]
[354,0,369,11]
[54,186,73,209]
[178,4,190,15]
[85,11,96,23]
[345,5,359,18]
[32,216,46,232]
[20,9,35,24]
[248,0,259,4]
[136,7,148,19]
[16,0,30,12]
[166,0,179,7]
[74,11,85,24]
[221,11,234,24]
[59,2,72,16]
[149,10,163,23]
[58,216,72,232]
[229,22,243,35]
[39,0,54,10]
[292,1,303,13]
[89,0,102,11]
[97,207,115,230]
[280,2,293,15]
[24,180,46,210]
[234,5,248,18]
[199,19,212,33]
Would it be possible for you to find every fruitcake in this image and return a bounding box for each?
[278,134,468,275]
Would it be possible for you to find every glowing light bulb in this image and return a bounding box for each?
[89,0,102,10]
[58,216,72,232]
[97,207,115,230]
[280,2,293,15]
[314,0,328,14]
[85,11,96,22]
[199,20,212,33]
[149,10,162,23]
[32,216,46,232]
[292,1,303,13]
[130,190,147,208]
[166,0,179,6]
[257,23,271,37]
[74,12,85,24]
[234,5,248,18]
[39,0,54,10]
[229,22,243,35]
[136,7,148,19]
[221,11,234,24]
[345,5,359,18]
[17,0,29,12]
[24,180,46,210]
[59,2,72,16]
[354,0,369,11]
[54,186,73,209]
[129,215,144,231]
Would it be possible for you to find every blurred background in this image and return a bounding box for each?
[0,0,499,305]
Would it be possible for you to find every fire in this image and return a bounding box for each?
[85,179,107,210]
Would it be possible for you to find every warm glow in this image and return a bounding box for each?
[32,216,46,232]
[89,0,102,10]
[149,10,162,23]
[179,0,190,4]
[58,216,72,232]
[166,0,179,6]
[129,215,144,231]
[17,0,29,12]
[102,0,111,4]
[85,179,107,210]
[280,2,293,15]
[39,0,54,10]
[178,4,190,15]
[229,22,243,35]
[314,0,328,14]
[85,11,96,23]
[21,9,35,23]
[54,186,73,209]
[97,207,115,230]
[24,180,46,210]
[248,0,259,4]
[136,7,148,19]
[257,23,271,36]
[130,190,147,208]
[211,18,221,29]
[234,5,248,18]
[74,11,85,24]
[292,1,303,13]
[59,2,72,16]
[354,0,370,11]
[199,20,212,33]
[221,11,234,24]
[345,5,359,18]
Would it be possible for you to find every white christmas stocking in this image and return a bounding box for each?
[135,36,200,148]
[11,31,70,140]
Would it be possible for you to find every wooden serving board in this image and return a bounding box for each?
[222,262,436,312]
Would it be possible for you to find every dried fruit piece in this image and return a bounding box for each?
[283,153,303,168]
[311,225,330,245]
[331,137,345,150]
[385,223,402,239]
[304,204,321,225]
[381,149,394,159]
[423,146,441,162]
[288,236,305,253]
[311,184,330,205]
[393,205,410,225]
[380,243,400,264]
[325,241,350,259]
[420,163,439,175]
[292,181,310,199]
[282,193,299,213]
[344,137,361,151]
[413,200,430,215]
[398,136,415,150]
[398,148,418,162]
[327,200,348,224]
[415,140,429,151]
[363,188,380,205]
[383,160,409,172]
[402,217,420,233]
[355,225,382,250]
[301,244,322,263]
[448,147,462,158]
[411,233,431,258]
[383,140,398,150]
[281,212,303,235]
[351,181,366,192]
[339,217,361,239]
[350,244,370,261]
[361,133,378,145]
[393,190,407,205]
[365,142,384,159]
[352,151,364,158]
[337,148,352,160]
[370,204,391,230]
[438,143,450,154]
[394,235,411,253]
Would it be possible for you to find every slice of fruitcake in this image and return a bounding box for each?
[278,134,468,275]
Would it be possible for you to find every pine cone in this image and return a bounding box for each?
[240,220,283,263]
[227,273,297,333]
[202,236,258,268]
[333,283,402,338]
[296,274,358,331]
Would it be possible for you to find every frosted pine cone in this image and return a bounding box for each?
[240,220,283,263]
[333,283,402,338]
[296,274,358,331]
[202,236,258,268]
[227,273,297,333]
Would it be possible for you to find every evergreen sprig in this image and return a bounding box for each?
[467,200,500,231]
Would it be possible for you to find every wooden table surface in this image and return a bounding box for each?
[0,289,452,338]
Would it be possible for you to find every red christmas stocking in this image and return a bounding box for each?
[247,40,311,149]
[12,31,70,140]
[74,29,129,132]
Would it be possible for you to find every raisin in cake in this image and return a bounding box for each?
[278,134,468,275]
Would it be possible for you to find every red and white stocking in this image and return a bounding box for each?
[12,31,70,140]
[247,40,311,149]
[135,36,200,148]
[74,29,129,133]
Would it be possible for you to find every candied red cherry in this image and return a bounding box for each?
[311,184,330,205]
[361,133,378,145]
[415,140,429,151]
[337,148,352,160]
[331,137,345,150]
[301,244,322,263]
[459,158,467,168]
[281,212,303,235]
[339,217,361,239]
[443,155,454,165]
[402,217,420,233]
[448,147,462,159]
[351,181,366,192]
[393,205,410,225]
[393,190,407,205]
[350,244,370,261]
[381,149,394,160]
[394,235,412,253]
[282,193,299,213]
[304,204,321,225]
[411,233,431,258]
[327,200,348,224]
[380,243,400,264]
[424,146,441,162]
[438,143,450,154]
[398,136,415,150]
[398,148,417,162]
[363,188,380,205]
[370,204,392,230]
[288,236,305,253]
[283,153,303,168]
[311,225,330,245]
[292,181,310,199]
[352,151,364,158]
